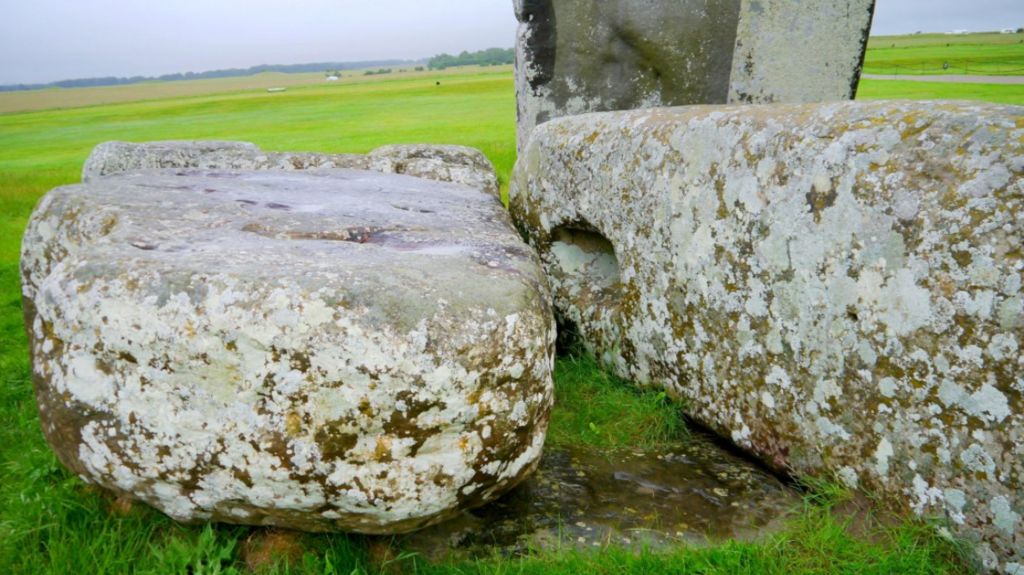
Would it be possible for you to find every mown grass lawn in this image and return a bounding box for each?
[0,66,1013,574]
[864,31,1024,76]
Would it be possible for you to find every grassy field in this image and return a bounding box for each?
[858,77,1024,104]
[864,31,1024,76]
[1,47,1018,574]
[0,65,511,115]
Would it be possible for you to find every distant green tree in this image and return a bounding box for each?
[427,48,514,70]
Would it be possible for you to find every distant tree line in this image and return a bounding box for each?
[427,48,514,70]
[0,60,423,92]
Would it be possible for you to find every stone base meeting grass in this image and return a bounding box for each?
[1,65,1017,573]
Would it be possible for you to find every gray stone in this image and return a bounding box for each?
[514,0,876,152]
[81,140,368,180]
[22,168,555,533]
[368,144,500,199]
[727,0,877,105]
[82,140,500,198]
[511,101,1024,572]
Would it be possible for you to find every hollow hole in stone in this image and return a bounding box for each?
[549,222,621,292]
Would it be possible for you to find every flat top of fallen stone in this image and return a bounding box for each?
[28,168,539,328]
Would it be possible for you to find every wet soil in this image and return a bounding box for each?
[400,430,800,559]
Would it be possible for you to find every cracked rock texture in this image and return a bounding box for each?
[22,168,554,533]
[82,140,501,198]
[511,101,1023,572]
[514,0,876,152]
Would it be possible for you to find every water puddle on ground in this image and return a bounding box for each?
[400,430,800,559]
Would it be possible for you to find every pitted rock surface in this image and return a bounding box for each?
[22,168,555,533]
[82,141,500,198]
[514,0,876,152]
[511,101,1024,572]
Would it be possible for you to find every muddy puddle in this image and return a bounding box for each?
[399,430,800,559]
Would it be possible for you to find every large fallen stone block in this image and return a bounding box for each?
[82,140,501,198]
[22,168,554,533]
[514,0,876,151]
[511,101,1023,572]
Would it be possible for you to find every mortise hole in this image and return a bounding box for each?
[549,223,621,291]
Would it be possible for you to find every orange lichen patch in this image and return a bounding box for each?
[285,412,302,436]
[366,537,401,573]
[241,530,306,573]
[107,495,136,517]
[373,437,394,463]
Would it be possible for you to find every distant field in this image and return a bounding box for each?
[864,31,1024,76]
[0,65,511,115]
[2,31,1021,115]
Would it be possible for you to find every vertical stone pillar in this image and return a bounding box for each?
[514,0,876,153]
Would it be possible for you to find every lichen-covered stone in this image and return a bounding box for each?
[82,141,500,198]
[511,101,1023,572]
[368,144,500,199]
[81,140,368,180]
[514,0,876,152]
[22,168,555,533]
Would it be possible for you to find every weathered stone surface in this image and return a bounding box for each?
[22,168,555,533]
[514,0,876,152]
[511,101,1024,572]
[368,144,500,199]
[82,141,499,198]
[81,140,368,180]
[728,0,877,105]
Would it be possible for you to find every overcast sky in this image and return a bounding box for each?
[1,0,1022,85]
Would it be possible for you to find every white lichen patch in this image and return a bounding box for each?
[511,100,1024,572]
[22,168,555,534]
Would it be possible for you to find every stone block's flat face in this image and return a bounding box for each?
[728,0,877,105]
[514,0,876,151]
[82,140,501,198]
[22,169,554,533]
[511,101,1023,572]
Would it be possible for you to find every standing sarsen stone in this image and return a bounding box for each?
[511,101,1023,572]
[514,0,876,152]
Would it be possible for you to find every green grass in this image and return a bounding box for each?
[857,78,1024,105]
[547,355,686,451]
[0,64,999,574]
[407,514,968,575]
[864,32,1024,76]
